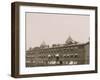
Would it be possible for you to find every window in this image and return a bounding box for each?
[69,61,74,64]
[48,61,56,64]
[70,54,73,58]
[63,54,66,58]
[75,53,78,58]
[66,54,69,58]
[48,54,51,58]
[74,61,78,64]
[65,61,68,64]
[74,47,78,49]
[26,60,31,63]
[32,61,36,63]
[55,54,59,57]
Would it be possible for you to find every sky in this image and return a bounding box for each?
[26,12,90,50]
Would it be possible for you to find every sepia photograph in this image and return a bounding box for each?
[11,2,97,77]
[25,12,90,67]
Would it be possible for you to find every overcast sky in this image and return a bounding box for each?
[26,12,90,50]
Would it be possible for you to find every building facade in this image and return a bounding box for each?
[26,36,89,67]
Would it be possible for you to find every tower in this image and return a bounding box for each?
[65,36,74,45]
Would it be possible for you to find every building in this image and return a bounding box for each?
[26,36,89,67]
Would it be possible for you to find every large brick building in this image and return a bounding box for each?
[26,36,89,67]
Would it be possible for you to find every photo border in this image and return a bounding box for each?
[11,2,98,78]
